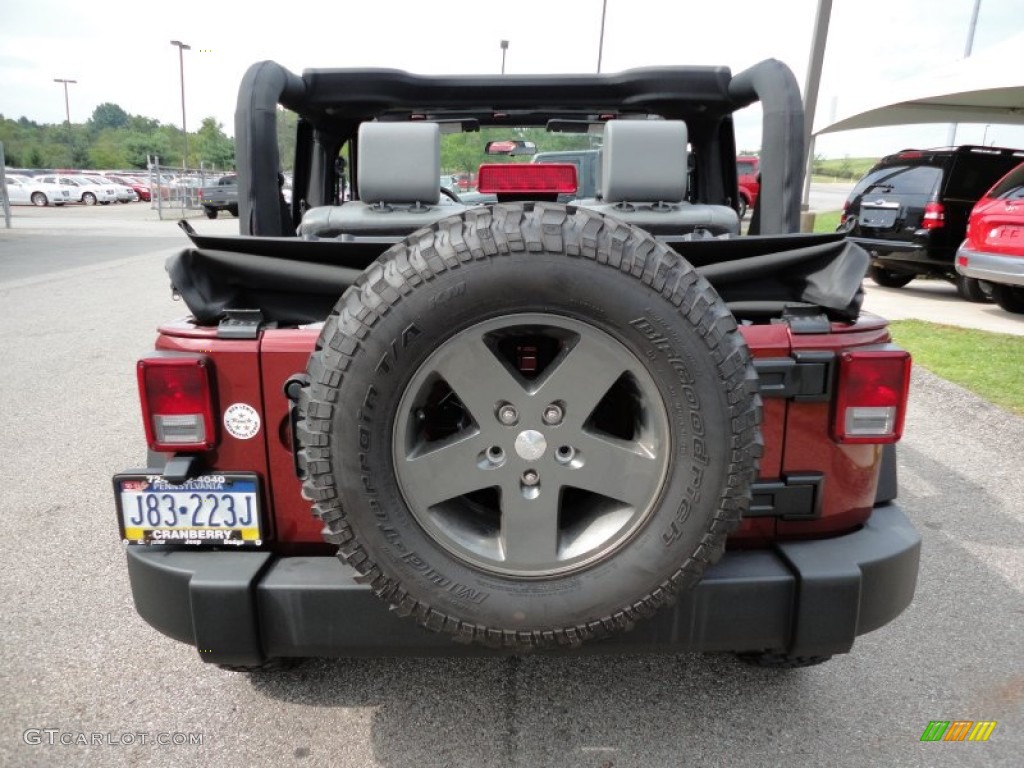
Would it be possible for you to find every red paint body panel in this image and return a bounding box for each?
[258,328,324,547]
[150,312,902,550]
[781,321,894,537]
[965,200,1024,257]
[155,322,277,541]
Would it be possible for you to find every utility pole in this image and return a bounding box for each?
[53,78,77,125]
[500,40,509,74]
[597,0,608,73]
[170,40,191,169]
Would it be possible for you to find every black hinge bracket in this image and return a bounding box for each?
[283,374,310,480]
[217,309,265,340]
[777,306,833,334]
[754,351,835,402]
[162,454,198,484]
[748,473,825,520]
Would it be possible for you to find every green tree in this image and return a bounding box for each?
[90,103,130,132]
[276,107,299,170]
[194,117,235,170]
[88,129,130,168]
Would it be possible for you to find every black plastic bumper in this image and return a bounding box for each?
[125,503,920,666]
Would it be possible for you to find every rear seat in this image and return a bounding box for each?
[298,122,464,238]
[577,120,739,237]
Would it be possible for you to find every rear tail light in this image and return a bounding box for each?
[477,163,578,194]
[921,201,945,230]
[138,356,216,452]
[832,349,911,444]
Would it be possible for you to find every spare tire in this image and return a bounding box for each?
[297,203,762,649]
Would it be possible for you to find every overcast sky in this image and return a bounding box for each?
[2,0,1023,158]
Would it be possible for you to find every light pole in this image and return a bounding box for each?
[53,78,77,125]
[982,124,991,145]
[500,40,509,74]
[947,0,982,146]
[170,40,191,169]
[597,0,608,73]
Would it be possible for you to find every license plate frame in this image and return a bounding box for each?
[113,472,263,547]
[859,207,899,229]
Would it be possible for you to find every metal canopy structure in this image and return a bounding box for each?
[815,32,1024,135]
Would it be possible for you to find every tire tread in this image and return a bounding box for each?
[297,203,762,649]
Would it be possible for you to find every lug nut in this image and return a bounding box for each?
[497,404,519,426]
[542,404,564,426]
[521,470,540,487]
[555,445,575,464]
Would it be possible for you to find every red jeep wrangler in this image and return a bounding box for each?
[114,59,919,670]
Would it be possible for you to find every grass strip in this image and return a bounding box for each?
[888,319,1024,416]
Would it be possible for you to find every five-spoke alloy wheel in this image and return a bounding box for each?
[393,313,671,577]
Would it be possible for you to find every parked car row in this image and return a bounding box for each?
[3,170,150,206]
[840,145,1024,315]
[2,168,242,207]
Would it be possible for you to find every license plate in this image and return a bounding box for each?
[987,224,1024,246]
[114,473,262,546]
[859,209,898,229]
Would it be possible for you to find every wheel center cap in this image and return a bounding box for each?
[514,430,547,461]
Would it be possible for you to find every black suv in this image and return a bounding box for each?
[842,145,1024,299]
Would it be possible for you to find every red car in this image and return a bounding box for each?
[107,174,152,202]
[955,161,1024,313]
[736,155,759,218]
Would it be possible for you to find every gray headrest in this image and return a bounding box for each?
[601,120,688,203]
[357,122,441,204]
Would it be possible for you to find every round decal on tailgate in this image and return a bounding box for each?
[223,403,261,440]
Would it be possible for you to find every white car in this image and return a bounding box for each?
[37,175,119,205]
[82,175,137,203]
[1,174,71,206]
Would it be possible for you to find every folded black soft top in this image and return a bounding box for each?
[167,224,867,327]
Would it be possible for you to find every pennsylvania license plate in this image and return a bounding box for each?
[114,473,262,546]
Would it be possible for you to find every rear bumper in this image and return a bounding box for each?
[956,245,1024,287]
[126,503,920,666]
[850,236,925,255]
[851,237,954,271]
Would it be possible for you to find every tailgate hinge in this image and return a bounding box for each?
[748,473,825,520]
[217,309,266,340]
[777,306,833,334]
[754,351,835,402]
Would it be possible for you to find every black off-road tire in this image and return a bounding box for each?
[228,204,239,218]
[736,652,833,669]
[955,275,992,303]
[737,196,748,219]
[297,203,762,649]
[991,283,1024,314]
[204,206,218,219]
[869,264,915,289]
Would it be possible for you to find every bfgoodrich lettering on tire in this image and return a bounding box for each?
[297,203,762,649]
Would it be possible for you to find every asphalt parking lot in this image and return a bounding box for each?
[1,204,1021,767]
